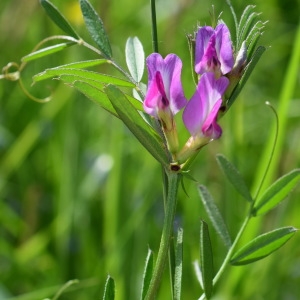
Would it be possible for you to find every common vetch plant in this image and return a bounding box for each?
[1,0,299,299]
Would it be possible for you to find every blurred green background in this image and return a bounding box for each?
[0,0,300,299]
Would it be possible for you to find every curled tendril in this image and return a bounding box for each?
[1,62,52,103]
[18,77,52,103]
[1,62,20,81]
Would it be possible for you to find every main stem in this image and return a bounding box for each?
[145,171,180,300]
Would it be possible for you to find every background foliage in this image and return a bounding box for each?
[0,0,299,299]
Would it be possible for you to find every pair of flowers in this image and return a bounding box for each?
[143,23,235,163]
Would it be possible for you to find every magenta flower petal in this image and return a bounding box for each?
[143,53,187,118]
[183,73,229,139]
[195,26,216,75]
[195,24,234,75]
[215,24,234,75]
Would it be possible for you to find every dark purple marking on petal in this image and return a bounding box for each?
[155,71,169,108]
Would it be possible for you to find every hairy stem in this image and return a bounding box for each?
[145,171,180,300]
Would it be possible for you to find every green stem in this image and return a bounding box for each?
[199,213,251,300]
[212,214,250,285]
[145,171,180,300]
[150,0,159,53]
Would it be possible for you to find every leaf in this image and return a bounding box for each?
[237,5,255,37]
[55,75,142,113]
[33,68,135,87]
[246,30,262,60]
[230,227,297,266]
[80,0,112,58]
[252,169,300,216]
[200,220,214,299]
[103,275,115,300]
[227,45,266,108]
[198,185,232,249]
[71,80,118,117]
[238,11,260,49]
[40,0,79,39]
[125,94,144,112]
[141,249,154,300]
[125,37,145,82]
[49,59,110,69]
[104,85,169,167]
[174,227,183,300]
[193,261,203,289]
[22,42,76,62]
[216,154,253,202]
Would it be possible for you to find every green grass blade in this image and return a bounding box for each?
[40,0,79,39]
[103,275,115,300]
[104,85,169,167]
[252,169,300,216]
[216,154,253,202]
[200,220,213,299]
[141,249,154,300]
[21,42,76,62]
[125,37,145,83]
[230,227,297,266]
[80,0,112,58]
[198,185,232,249]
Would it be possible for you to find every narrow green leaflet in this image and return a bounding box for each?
[141,249,154,300]
[40,71,142,115]
[56,74,142,112]
[71,80,118,117]
[22,42,76,62]
[198,185,232,249]
[104,85,169,167]
[252,169,300,216]
[200,221,213,299]
[125,37,145,83]
[103,275,115,300]
[238,11,260,49]
[126,94,144,112]
[174,227,183,300]
[40,0,79,39]
[230,227,297,266]
[33,68,135,87]
[80,0,112,58]
[237,5,255,41]
[49,59,110,69]
[227,45,266,109]
[246,30,262,59]
[57,73,104,88]
[216,154,253,202]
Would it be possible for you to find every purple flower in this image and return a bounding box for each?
[143,53,187,119]
[195,24,234,76]
[183,72,229,139]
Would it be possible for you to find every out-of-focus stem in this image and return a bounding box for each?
[150,0,159,53]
